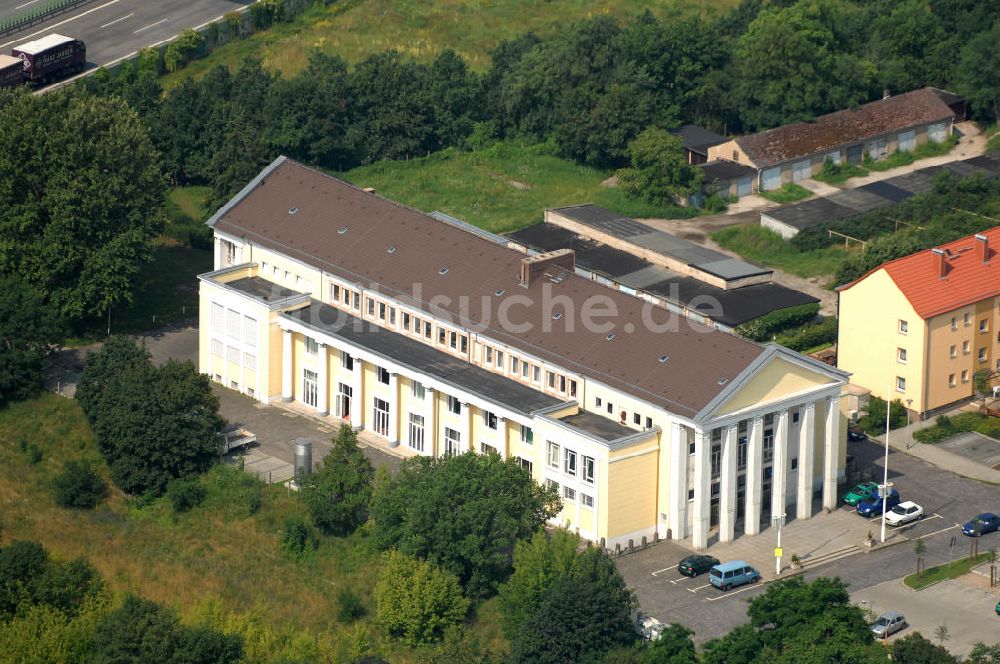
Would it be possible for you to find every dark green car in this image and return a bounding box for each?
[843,482,879,506]
[678,554,720,577]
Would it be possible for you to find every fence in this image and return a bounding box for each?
[0,0,97,39]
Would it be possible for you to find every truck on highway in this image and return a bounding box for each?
[0,54,20,89]
[10,34,86,86]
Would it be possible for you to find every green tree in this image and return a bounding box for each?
[52,459,107,509]
[0,277,64,407]
[644,623,698,664]
[617,129,704,205]
[891,633,958,664]
[733,0,876,130]
[370,452,560,596]
[498,529,580,637]
[302,425,374,536]
[163,28,204,73]
[0,541,102,619]
[835,231,926,286]
[374,550,469,646]
[77,338,223,496]
[955,20,1000,123]
[0,89,166,322]
[507,549,637,664]
[968,642,1000,664]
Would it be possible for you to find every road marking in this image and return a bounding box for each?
[687,583,711,594]
[706,584,759,601]
[15,0,41,8]
[915,523,961,539]
[101,12,133,28]
[669,576,691,585]
[133,17,167,34]
[1,0,119,49]
[650,565,677,576]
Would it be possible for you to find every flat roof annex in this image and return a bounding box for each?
[208,157,765,418]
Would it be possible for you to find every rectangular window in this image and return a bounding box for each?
[563,486,576,501]
[460,336,468,354]
[951,317,958,330]
[897,348,907,364]
[331,284,341,302]
[896,376,906,392]
[378,302,386,321]
[978,347,987,362]
[367,298,375,316]
[484,347,493,364]
[227,309,240,338]
[559,375,566,393]
[388,307,396,326]
[211,339,224,357]
[243,353,257,371]
[484,411,498,430]
[606,402,613,415]
[633,413,641,425]
[408,413,425,452]
[963,340,971,354]
[496,350,504,368]
[547,372,555,389]
[305,337,318,355]
[211,303,224,332]
[424,321,432,339]
[898,319,908,334]
[377,367,390,385]
[302,369,318,407]
[979,319,988,333]
[449,331,457,349]
[511,357,520,374]
[520,425,533,445]
[564,449,577,476]
[522,362,530,379]
[569,380,577,398]
[517,457,533,474]
[950,345,957,359]
[595,397,602,408]
[547,442,560,468]
[645,417,653,429]
[352,292,360,310]
[581,493,594,509]
[738,436,748,471]
[243,316,257,346]
[479,442,498,456]
[373,398,390,436]
[582,456,595,484]
[547,479,559,493]
[411,380,425,400]
[687,489,695,501]
[444,427,461,456]
[438,328,446,345]
[341,351,354,370]
[964,313,971,326]
[533,366,541,383]
[962,370,969,382]
[711,444,721,478]
[949,373,956,387]
[447,395,462,415]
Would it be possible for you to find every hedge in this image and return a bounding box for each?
[735,303,821,341]
[774,316,837,352]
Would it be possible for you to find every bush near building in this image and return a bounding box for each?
[735,303,821,341]
[375,550,469,646]
[913,412,1000,443]
[858,396,908,435]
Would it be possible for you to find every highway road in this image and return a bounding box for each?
[0,0,250,77]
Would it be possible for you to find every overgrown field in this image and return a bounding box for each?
[0,395,504,661]
[712,224,852,281]
[162,0,737,86]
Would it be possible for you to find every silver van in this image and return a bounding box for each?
[708,560,761,591]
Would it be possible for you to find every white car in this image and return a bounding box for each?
[885,501,924,526]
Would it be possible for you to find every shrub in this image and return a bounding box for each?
[336,587,367,623]
[26,444,43,465]
[280,516,314,559]
[375,551,469,646]
[735,303,821,341]
[859,396,908,434]
[166,477,207,513]
[775,317,837,352]
[52,459,107,509]
[302,426,374,536]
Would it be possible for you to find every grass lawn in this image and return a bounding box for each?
[340,142,698,234]
[0,394,506,661]
[759,183,813,204]
[903,552,994,590]
[161,0,737,86]
[864,136,957,172]
[712,224,852,280]
[812,162,869,185]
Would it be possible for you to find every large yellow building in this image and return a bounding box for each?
[199,157,849,550]
[838,227,1000,418]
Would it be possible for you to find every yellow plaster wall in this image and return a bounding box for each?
[605,448,658,538]
[718,357,837,416]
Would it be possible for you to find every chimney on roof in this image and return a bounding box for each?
[931,248,948,279]
[519,249,575,287]
[975,233,990,263]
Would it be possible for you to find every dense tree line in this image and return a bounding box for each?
[80,0,1000,210]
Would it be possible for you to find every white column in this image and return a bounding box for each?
[719,424,738,543]
[387,373,399,446]
[497,417,507,458]
[745,416,763,535]
[823,395,841,511]
[213,238,222,270]
[692,430,711,550]
[425,387,436,456]
[796,404,816,519]
[316,344,328,416]
[770,409,789,522]
[352,359,365,430]
[281,329,293,402]
[668,422,688,540]
[459,401,471,452]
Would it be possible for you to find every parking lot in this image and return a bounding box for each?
[617,435,1000,644]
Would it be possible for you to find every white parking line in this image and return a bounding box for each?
[1,0,120,49]
[706,584,759,601]
[101,12,133,28]
[650,565,677,576]
[669,576,690,585]
[133,17,167,34]
[16,0,42,8]
[916,523,961,539]
[687,583,711,594]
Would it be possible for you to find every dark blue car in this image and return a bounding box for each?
[857,489,901,518]
[962,513,1000,537]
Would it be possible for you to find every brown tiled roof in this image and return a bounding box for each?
[211,158,765,418]
[736,88,954,168]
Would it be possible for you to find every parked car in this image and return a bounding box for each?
[847,428,867,442]
[962,513,1000,537]
[708,560,761,591]
[843,481,879,506]
[871,611,907,638]
[678,554,720,577]
[885,501,924,527]
[995,600,1000,616]
[857,489,901,518]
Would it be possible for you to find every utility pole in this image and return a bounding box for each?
[881,385,892,543]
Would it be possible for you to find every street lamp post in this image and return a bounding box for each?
[905,398,913,449]
[774,513,786,575]
[881,385,892,543]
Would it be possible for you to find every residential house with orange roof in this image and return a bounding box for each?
[838,228,1000,418]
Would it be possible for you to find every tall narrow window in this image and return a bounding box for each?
[582,456,595,484]
[373,398,389,436]
[408,414,425,452]
[564,449,577,476]
[444,427,461,456]
[547,442,560,468]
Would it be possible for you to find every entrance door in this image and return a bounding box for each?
[335,383,352,420]
[303,370,318,408]
[846,144,863,165]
